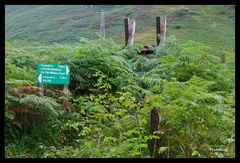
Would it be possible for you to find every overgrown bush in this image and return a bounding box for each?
[5,37,235,158]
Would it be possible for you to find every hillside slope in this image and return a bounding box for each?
[5,5,235,52]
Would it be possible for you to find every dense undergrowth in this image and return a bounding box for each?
[5,36,235,158]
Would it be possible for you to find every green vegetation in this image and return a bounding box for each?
[5,36,235,158]
[5,5,235,158]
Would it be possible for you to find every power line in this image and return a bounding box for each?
[100,10,105,39]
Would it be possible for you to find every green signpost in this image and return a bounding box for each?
[37,63,70,84]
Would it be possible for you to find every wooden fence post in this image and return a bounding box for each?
[149,107,161,158]
[124,18,129,46]
[124,18,135,46]
[156,16,161,46]
[161,17,167,43]
[128,19,136,46]
[156,16,167,46]
[164,17,167,41]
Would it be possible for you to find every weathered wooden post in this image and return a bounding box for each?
[128,19,136,46]
[37,68,44,97]
[39,84,44,96]
[63,84,69,94]
[62,84,71,112]
[124,18,129,46]
[156,16,161,46]
[149,107,161,158]
[124,18,135,46]
[163,17,167,41]
[156,16,167,46]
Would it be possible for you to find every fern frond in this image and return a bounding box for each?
[19,95,62,116]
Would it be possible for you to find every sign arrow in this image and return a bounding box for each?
[38,74,42,83]
[66,65,69,75]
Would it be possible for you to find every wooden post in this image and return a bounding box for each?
[37,84,44,97]
[124,18,129,46]
[149,108,160,158]
[156,17,161,46]
[63,84,69,94]
[160,17,167,43]
[163,17,167,41]
[156,16,167,46]
[128,19,136,46]
[62,84,71,112]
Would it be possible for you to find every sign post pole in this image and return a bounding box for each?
[38,84,44,97]
[40,84,44,94]
[63,84,69,94]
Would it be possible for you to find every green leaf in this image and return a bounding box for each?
[149,135,160,139]
[5,112,15,120]
[84,141,93,147]
[153,131,164,135]
[192,150,200,156]
[158,147,168,154]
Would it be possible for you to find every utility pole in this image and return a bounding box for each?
[100,10,105,39]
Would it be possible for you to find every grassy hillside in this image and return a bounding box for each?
[5,5,235,52]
